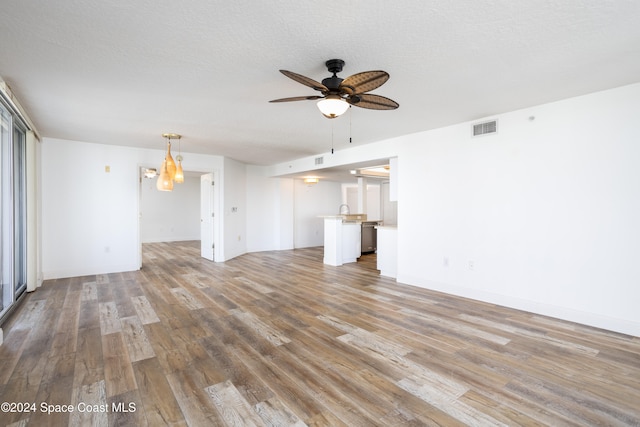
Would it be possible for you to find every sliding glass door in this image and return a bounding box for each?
[0,101,27,320]
[1,107,10,318]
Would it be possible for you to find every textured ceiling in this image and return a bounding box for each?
[1,1,639,166]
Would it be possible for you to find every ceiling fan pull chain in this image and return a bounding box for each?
[331,121,334,154]
[349,105,352,143]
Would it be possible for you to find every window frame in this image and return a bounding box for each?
[0,98,28,322]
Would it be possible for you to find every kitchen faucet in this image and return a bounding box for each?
[338,204,350,215]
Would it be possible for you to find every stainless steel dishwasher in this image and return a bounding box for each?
[361,221,379,254]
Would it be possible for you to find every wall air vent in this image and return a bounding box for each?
[314,156,324,165]
[472,120,498,137]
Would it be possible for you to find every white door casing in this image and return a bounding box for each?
[200,173,214,261]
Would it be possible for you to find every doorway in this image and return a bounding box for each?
[137,168,219,267]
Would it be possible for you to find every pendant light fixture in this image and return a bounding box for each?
[174,135,184,184]
[157,159,173,191]
[174,156,184,183]
[156,133,183,191]
[143,168,157,178]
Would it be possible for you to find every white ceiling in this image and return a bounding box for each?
[2,1,639,167]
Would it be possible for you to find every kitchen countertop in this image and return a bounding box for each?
[319,215,380,224]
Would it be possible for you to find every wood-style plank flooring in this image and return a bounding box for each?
[1,241,639,426]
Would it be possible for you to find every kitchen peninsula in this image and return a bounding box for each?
[320,215,366,266]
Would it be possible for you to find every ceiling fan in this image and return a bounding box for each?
[269,59,399,119]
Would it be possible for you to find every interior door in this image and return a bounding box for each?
[200,173,214,260]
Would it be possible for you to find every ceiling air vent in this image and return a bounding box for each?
[472,120,498,137]
[315,156,324,165]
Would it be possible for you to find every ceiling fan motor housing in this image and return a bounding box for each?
[323,59,345,91]
[322,75,343,91]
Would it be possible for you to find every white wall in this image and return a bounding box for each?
[41,140,139,278]
[294,179,342,248]
[221,157,246,261]
[41,138,224,279]
[140,173,200,242]
[245,166,294,252]
[245,166,342,250]
[344,183,381,220]
[396,83,640,336]
[381,182,397,226]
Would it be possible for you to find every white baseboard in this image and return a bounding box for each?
[141,237,200,243]
[43,263,140,281]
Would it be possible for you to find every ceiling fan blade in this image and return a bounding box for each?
[348,93,399,110]
[280,70,328,92]
[340,71,389,95]
[269,95,324,103]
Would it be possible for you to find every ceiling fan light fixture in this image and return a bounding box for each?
[317,95,349,119]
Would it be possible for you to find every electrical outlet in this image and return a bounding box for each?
[443,257,449,267]
[468,260,474,271]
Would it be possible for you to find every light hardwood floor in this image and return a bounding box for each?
[1,241,639,426]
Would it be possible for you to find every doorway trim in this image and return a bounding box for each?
[136,165,220,269]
